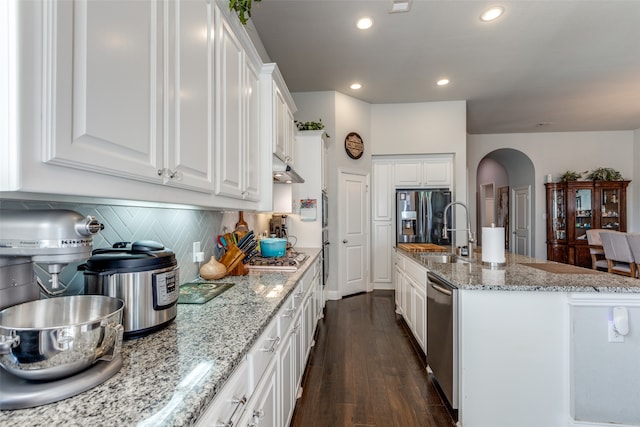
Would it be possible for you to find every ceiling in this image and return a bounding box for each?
[248,0,640,134]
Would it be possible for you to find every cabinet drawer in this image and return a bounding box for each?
[405,258,427,287]
[247,316,279,390]
[395,253,406,270]
[196,360,249,427]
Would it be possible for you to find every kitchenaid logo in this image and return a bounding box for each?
[0,239,93,248]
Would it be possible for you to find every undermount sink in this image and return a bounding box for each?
[419,253,473,264]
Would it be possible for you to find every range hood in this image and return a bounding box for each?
[273,156,305,184]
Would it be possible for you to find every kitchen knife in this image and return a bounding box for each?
[237,230,254,249]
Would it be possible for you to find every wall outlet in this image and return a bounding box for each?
[608,320,625,343]
[192,242,201,262]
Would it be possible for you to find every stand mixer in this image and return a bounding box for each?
[0,209,104,310]
[0,209,122,410]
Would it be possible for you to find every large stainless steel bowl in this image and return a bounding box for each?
[0,295,124,381]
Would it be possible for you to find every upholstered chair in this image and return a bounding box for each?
[626,233,640,279]
[600,231,637,278]
[586,229,608,271]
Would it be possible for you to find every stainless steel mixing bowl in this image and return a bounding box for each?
[0,295,124,381]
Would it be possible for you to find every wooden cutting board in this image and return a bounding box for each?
[397,243,448,252]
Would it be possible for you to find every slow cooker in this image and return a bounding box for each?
[80,240,179,339]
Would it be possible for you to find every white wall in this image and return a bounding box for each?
[371,101,467,206]
[468,131,636,259]
[291,91,371,298]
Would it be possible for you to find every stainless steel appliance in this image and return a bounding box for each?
[0,209,126,410]
[426,271,458,409]
[247,250,308,272]
[322,228,329,287]
[81,240,179,339]
[269,214,288,239]
[0,209,104,310]
[396,189,452,244]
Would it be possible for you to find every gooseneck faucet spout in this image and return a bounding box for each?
[442,202,475,256]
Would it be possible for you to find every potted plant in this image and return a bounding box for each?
[295,119,330,138]
[586,167,623,181]
[229,0,261,25]
[559,170,582,182]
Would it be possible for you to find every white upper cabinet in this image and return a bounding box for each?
[43,0,214,192]
[266,64,296,165]
[7,0,278,209]
[393,155,453,188]
[214,7,263,201]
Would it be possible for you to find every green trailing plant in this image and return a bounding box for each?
[559,170,582,182]
[586,167,623,181]
[295,119,330,138]
[229,0,261,25]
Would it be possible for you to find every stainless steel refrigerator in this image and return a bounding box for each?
[396,189,452,244]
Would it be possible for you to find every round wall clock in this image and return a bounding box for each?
[344,132,364,159]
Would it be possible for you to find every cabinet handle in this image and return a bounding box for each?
[282,307,295,318]
[215,395,247,427]
[247,408,265,426]
[343,239,348,244]
[261,336,280,353]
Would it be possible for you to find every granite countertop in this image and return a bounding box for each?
[399,249,640,293]
[0,248,322,426]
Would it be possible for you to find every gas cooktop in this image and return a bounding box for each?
[247,251,308,271]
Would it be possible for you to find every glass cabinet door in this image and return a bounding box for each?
[601,188,621,230]
[574,188,592,240]
[550,188,566,241]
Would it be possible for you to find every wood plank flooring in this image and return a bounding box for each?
[291,290,457,427]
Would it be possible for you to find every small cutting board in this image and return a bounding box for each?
[397,243,448,252]
[178,282,235,304]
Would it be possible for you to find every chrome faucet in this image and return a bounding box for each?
[442,201,475,257]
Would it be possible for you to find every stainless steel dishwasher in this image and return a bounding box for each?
[426,271,458,409]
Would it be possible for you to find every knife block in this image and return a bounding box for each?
[219,245,247,276]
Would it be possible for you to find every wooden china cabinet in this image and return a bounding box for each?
[545,180,630,268]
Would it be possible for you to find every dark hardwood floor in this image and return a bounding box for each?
[291,290,457,427]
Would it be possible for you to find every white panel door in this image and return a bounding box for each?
[423,158,452,187]
[165,0,214,192]
[45,0,163,181]
[372,221,393,283]
[513,186,531,256]
[339,171,369,297]
[372,160,394,221]
[243,59,261,201]
[215,11,244,198]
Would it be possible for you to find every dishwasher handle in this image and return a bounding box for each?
[427,272,457,296]
[430,283,453,296]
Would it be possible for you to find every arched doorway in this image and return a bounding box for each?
[476,149,535,256]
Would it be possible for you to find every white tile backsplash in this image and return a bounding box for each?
[0,199,224,292]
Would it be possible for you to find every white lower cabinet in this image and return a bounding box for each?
[196,360,250,427]
[282,313,299,426]
[394,252,427,353]
[238,357,278,427]
[197,258,321,426]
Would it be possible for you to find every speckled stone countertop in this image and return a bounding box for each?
[400,249,640,293]
[0,248,321,426]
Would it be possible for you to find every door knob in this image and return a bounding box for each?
[343,239,348,244]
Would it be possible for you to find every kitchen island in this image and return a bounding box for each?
[397,248,640,427]
[0,248,322,426]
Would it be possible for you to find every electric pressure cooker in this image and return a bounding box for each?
[80,241,179,339]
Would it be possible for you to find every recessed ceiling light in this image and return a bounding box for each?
[357,17,373,30]
[480,6,504,22]
[350,83,363,90]
[389,0,412,13]
[437,79,450,86]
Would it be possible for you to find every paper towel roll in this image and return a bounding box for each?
[482,226,506,264]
